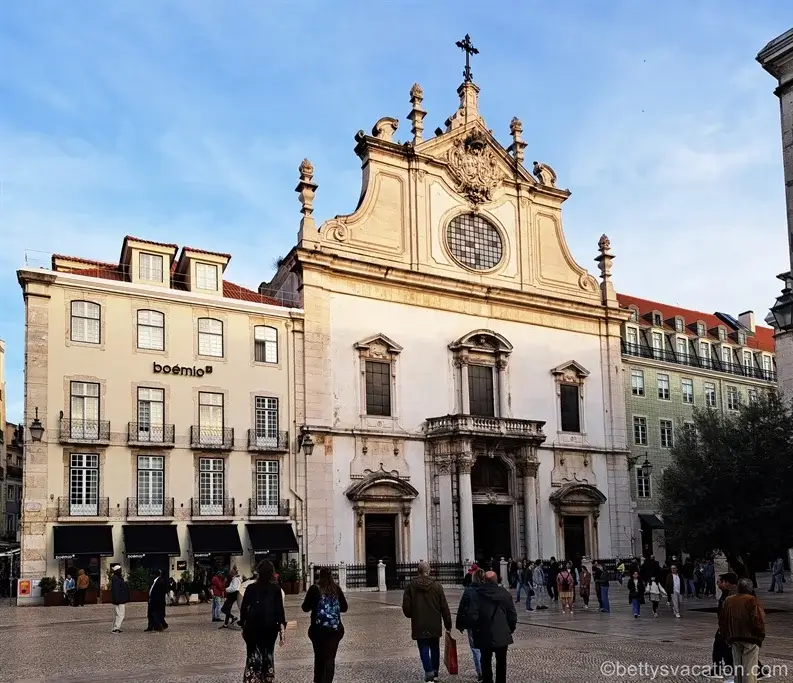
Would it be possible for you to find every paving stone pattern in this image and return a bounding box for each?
[1,580,792,682]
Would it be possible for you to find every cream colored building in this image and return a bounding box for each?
[17,237,304,600]
[266,62,634,584]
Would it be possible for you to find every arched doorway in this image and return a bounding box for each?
[471,456,514,566]
[549,483,607,561]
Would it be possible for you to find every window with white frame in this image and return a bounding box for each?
[137,387,165,442]
[722,347,732,366]
[69,453,99,516]
[198,318,223,357]
[676,337,688,360]
[195,262,219,291]
[705,382,717,408]
[469,364,496,417]
[743,351,753,372]
[255,461,280,515]
[254,397,279,447]
[139,253,164,283]
[137,310,165,351]
[660,419,673,448]
[70,381,100,439]
[737,332,746,346]
[653,312,662,326]
[652,332,664,359]
[198,392,224,445]
[70,301,101,344]
[631,369,645,396]
[198,457,225,514]
[697,322,706,337]
[681,378,694,404]
[626,327,638,347]
[748,388,759,405]
[657,374,670,400]
[763,355,773,377]
[718,328,726,341]
[559,383,581,433]
[254,326,278,363]
[727,386,740,411]
[633,416,647,445]
[675,319,683,333]
[636,466,651,498]
[136,455,164,515]
[366,361,393,416]
[682,421,696,437]
[629,309,638,322]
[699,342,711,367]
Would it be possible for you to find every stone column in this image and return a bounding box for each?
[377,560,387,592]
[496,357,508,418]
[437,455,456,562]
[457,452,476,565]
[519,459,540,560]
[458,358,470,414]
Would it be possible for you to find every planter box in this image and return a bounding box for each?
[43,592,65,607]
[130,590,149,603]
[84,589,98,605]
[101,590,111,604]
[282,581,299,595]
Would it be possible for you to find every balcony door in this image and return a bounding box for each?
[468,365,495,417]
[137,455,164,515]
[137,388,164,442]
[199,457,225,515]
[254,397,279,448]
[69,453,99,516]
[198,392,224,446]
[255,460,279,515]
[70,382,100,439]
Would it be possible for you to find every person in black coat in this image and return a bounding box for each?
[627,571,645,618]
[465,571,517,683]
[240,560,287,683]
[145,570,168,632]
[302,567,348,683]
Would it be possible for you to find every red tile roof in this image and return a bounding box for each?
[223,281,281,307]
[181,246,232,259]
[123,236,179,250]
[617,293,775,353]
[52,254,121,269]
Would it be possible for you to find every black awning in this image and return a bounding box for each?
[53,525,113,559]
[638,513,665,530]
[188,524,242,557]
[246,523,299,554]
[123,524,180,557]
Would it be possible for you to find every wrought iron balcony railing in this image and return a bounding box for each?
[127,423,175,446]
[190,426,234,450]
[58,418,111,443]
[58,496,110,517]
[125,497,175,517]
[190,496,235,517]
[247,430,289,452]
[248,498,290,517]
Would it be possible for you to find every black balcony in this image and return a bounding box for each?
[190,496,235,517]
[59,418,111,444]
[190,426,234,450]
[125,497,175,517]
[621,341,778,383]
[57,496,110,518]
[127,423,175,447]
[248,498,290,517]
[247,430,289,452]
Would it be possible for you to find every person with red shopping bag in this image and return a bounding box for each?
[464,571,517,683]
[444,630,459,676]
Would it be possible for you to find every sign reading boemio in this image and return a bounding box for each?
[153,362,213,378]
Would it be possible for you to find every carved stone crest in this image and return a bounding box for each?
[447,131,503,205]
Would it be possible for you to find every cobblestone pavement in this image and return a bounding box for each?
[1,581,792,682]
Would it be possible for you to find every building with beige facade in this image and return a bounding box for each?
[1,339,24,553]
[17,237,304,601]
[264,52,634,585]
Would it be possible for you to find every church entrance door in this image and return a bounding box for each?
[364,514,397,588]
[473,504,511,569]
[562,516,587,561]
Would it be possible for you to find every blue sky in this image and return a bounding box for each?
[1,1,791,422]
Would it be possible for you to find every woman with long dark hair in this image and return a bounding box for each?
[302,567,348,683]
[239,560,287,683]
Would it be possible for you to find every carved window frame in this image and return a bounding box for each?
[355,334,403,429]
[550,361,589,443]
[449,331,513,417]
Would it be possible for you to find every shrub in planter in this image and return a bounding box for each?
[279,560,300,594]
[127,567,151,602]
[40,577,65,606]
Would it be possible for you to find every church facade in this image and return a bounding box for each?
[268,59,633,572]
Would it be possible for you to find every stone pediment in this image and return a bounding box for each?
[345,467,419,502]
[549,483,607,507]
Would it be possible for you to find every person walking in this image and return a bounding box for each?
[240,560,287,683]
[456,567,485,683]
[532,560,547,611]
[110,564,130,633]
[547,557,560,602]
[594,561,611,613]
[720,578,766,683]
[220,568,241,628]
[705,572,738,681]
[768,557,784,594]
[628,571,645,618]
[522,561,535,612]
[682,558,696,598]
[75,569,89,607]
[578,565,591,610]
[465,571,517,683]
[646,575,666,618]
[557,562,575,614]
[665,565,683,618]
[210,571,225,623]
[145,570,168,632]
[513,561,524,604]
[402,561,452,683]
[302,567,348,683]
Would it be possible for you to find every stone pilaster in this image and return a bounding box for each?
[457,451,475,565]
[605,452,633,557]
[517,458,539,560]
[436,454,456,562]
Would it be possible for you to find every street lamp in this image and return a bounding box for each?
[627,452,653,477]
[28,407,44,443]
[770,284,793,332]
[298,428,314,457]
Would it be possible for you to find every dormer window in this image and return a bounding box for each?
[652,312,662,327]
[675,318,683,333]
[737,332,746,346]
[697,322,706,337]
[195,263,219,291]
[139,253,164,283]
[628,309,638,323]
[718,328,726,342]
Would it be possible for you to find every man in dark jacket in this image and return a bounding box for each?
[145,570,169,632]
[547,557,560,601]
[465,571,517,683]
[402,561,452,683]
[110,563,130,634]
[720,578,765,683]
[705,573,737,679]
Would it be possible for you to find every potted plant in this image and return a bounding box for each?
[280,560,299,594]
[40,576,64,606]
[101,566,114,604]
[127,566,150,602]
[84,577,99,605]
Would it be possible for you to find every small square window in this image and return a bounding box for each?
[139,253,164,282]
[195,263,219,291]
[653,313,662,326]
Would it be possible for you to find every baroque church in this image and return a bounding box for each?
[267,38,633,575]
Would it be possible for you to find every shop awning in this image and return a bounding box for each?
[53,525,113,559]
[123,524,180,558]
[638,513,665,530]
[246,523,299,555]
[188,524,242,558]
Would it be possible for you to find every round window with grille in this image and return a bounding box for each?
[446,213,504,271]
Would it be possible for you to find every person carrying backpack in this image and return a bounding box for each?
[557,562,575,615]
[239,560,287,683]
[302,567,348,683]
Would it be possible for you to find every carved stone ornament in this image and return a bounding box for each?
[325,220,350,243]
[532,160,557,188]
[578,272,599,293]
[436,454,454,475]
[447,131,504,206]
[372,117,399,142]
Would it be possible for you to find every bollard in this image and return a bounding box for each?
[377,560,387,592]
[500,557,508,587]
[339,561,347,593]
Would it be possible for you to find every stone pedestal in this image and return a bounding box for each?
[499,558,508,586]
[377,560,386,592]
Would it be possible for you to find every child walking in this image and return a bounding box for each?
[646,576,667,617]
[627,571,645,618]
